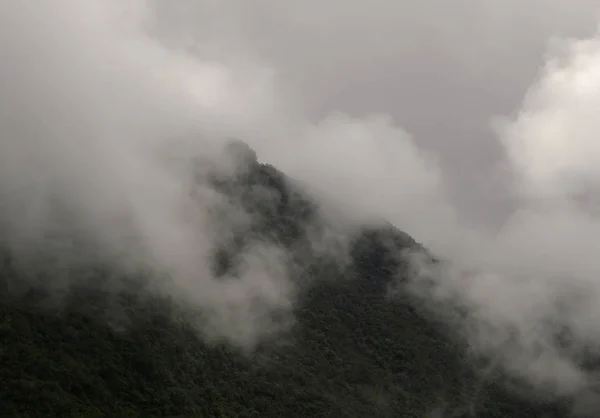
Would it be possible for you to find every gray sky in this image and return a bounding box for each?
[151,0,600,226]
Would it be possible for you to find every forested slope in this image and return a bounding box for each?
[0,142,572,417]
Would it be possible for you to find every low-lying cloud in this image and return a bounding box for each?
[382,30,600,399]
[6,0,600,403]
[0,0,295,348]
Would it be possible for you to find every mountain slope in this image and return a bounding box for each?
[0,142,573,417]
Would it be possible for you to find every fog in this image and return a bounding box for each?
[4,0,600,401]
[0,0,294,347]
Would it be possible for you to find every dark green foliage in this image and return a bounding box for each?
[0,147,574,417]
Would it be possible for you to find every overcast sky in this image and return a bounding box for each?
[150,0,600,226]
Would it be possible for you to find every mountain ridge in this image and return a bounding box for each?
[0,140,577,417]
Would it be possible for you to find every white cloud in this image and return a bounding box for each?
[0,0,292,347]
[8,0,600,401]
[502,34,600,199]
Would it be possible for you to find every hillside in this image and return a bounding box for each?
[0,141,573,417]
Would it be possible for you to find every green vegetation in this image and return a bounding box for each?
[0,144,572,417]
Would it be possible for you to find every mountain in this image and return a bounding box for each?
[0,140,575,417]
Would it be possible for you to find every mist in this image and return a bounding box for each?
[0,0,300,348]
[240,0,600,399]
[5,0,600,403]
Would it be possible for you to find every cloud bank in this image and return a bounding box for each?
[6,0,600,404]
[395,31,600,400]
[0,0,294,348]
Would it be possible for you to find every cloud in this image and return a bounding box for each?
[145,0,600,404]
[7,0,600,403]
[401,30,600,398]
[0,0,468,353]
[502,34,600,200]
[0,0,294,347]
[263,114,452,239]
[226,2,600,398]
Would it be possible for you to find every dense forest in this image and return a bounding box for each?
[0,141,578,416]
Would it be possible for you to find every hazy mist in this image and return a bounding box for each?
[4,0,600,400]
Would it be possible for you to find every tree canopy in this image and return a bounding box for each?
[0,145,573,417]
